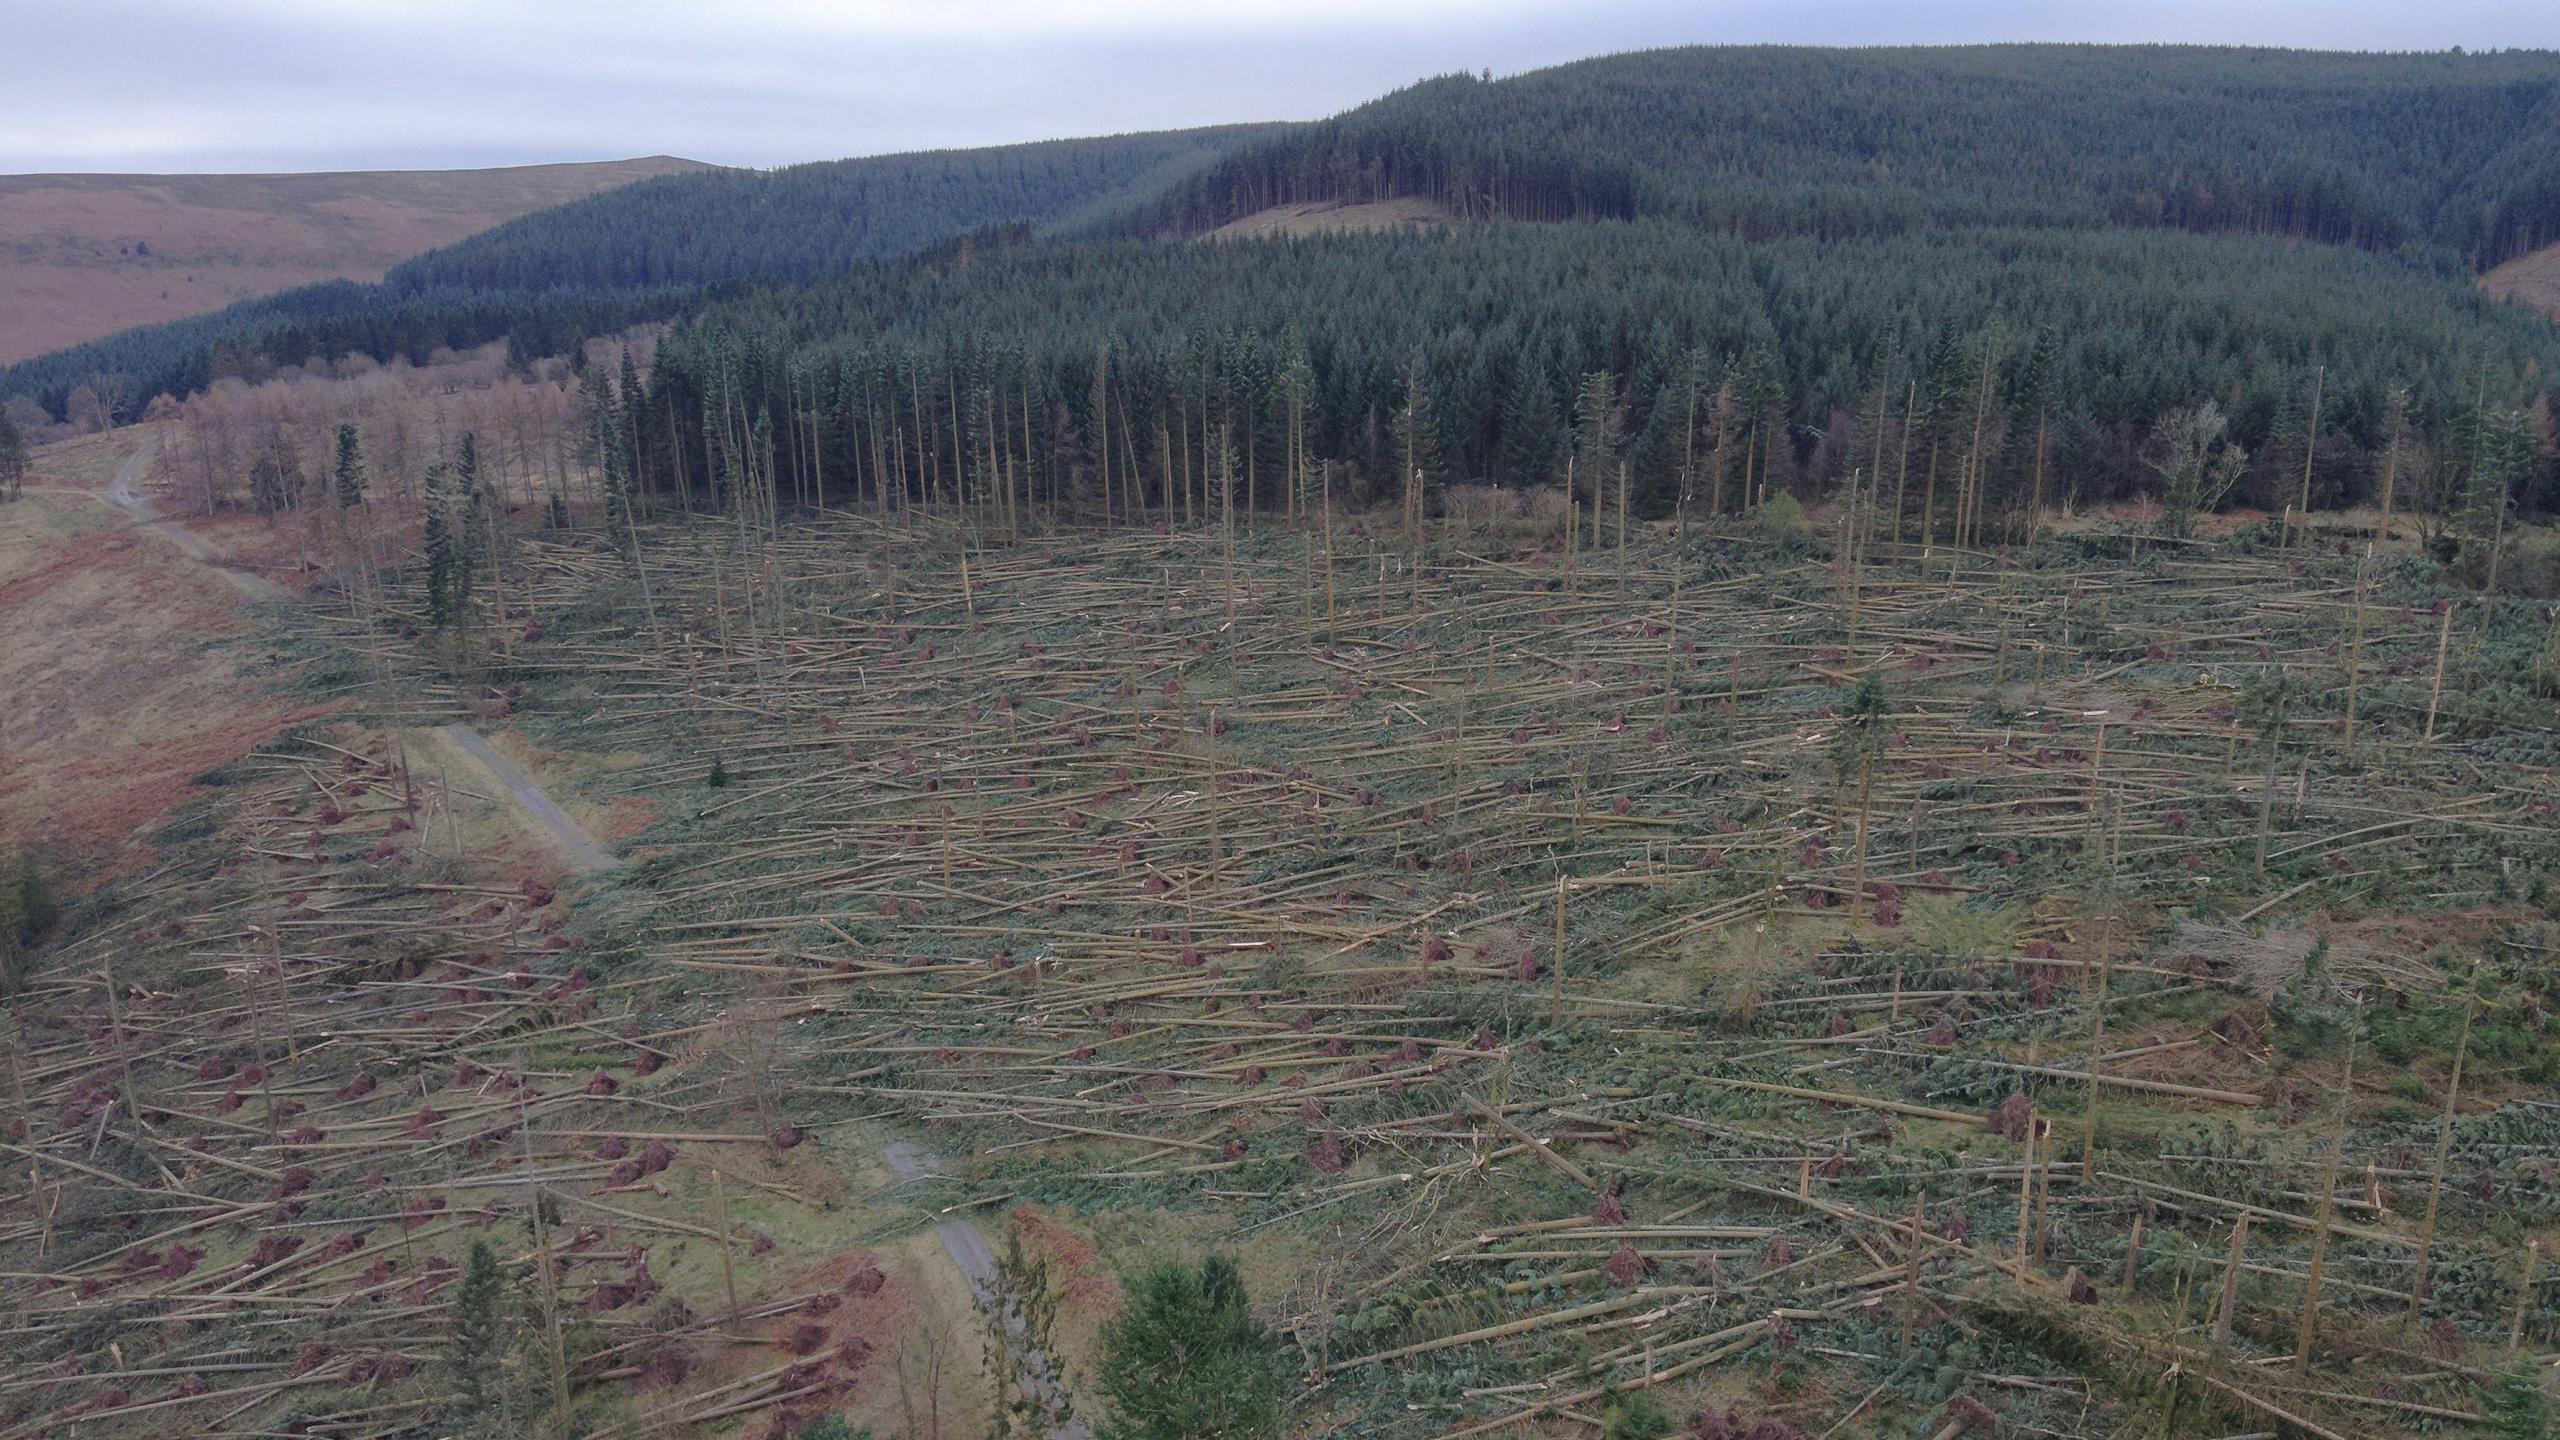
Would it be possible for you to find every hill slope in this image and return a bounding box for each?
[0,156,713,363]
[1144,45,2560,262]
[0,126,1278,416]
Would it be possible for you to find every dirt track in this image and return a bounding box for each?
[99,440,618,874]
[883,1140,1093,1439]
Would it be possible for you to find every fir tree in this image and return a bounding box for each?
[1096,1254,1284,1440]
[422,464,456,628]
[332,423,366,508]
[2480,1362,2555,1440]
[1499,357,1562,488]
[0,405,25,502]
[449,1240,505,1408]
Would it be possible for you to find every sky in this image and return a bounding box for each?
[9,0,2560,175]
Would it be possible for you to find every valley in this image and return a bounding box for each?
[2,38,2557,1440]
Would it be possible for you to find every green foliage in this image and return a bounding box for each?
[422,463,457,627]
[0,404,24,501]
[1144,47,2560,264]
[705,756,731,788]
[795,1418,873,1440]
[2,124,1279,416]
[1750,492,1808,537]
[332,422,366,508]
[448,1240,504,1407]
[0,849,57,987]
[1096,1254,1286,1440]
[1830,671,1891,782]
[2479,1362,2555,1440]
[1601,1388,1671,1440]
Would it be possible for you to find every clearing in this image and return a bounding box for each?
[2482,239,2560,323]
[1206,196,1456,241]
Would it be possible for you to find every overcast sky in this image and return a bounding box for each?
[10,0,2560,175]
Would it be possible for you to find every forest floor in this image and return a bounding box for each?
[4,489,2556,1440]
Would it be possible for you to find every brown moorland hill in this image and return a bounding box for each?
[0,155,715,363]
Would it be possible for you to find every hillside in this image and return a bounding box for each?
[11,46,2560,531]
[0,125,1278,415]
[1142,45,2560,260]
[0,156,712,363]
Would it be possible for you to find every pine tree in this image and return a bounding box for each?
[617,347,647,502]
[332,423,366,508]
[1096,1254,1284,1440]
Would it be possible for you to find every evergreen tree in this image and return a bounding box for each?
[1498,356,1563,488]
[449,1240,505,1409]
[332,423,366,508]
[2479,1362,2555,1440]
[422,464,456,628]
[1390,347,1442,524]
[0,405,25,502]
[2460,405,2531,586]
[0,851,56,988]
[1096,1254,1285,1440]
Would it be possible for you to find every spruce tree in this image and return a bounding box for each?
[449,1240,505,1408]
[1499,357,1562,488]
[2480,1362,2554,1440]
[0,405,25,503]
[422,464,455,628]
[332,423,366,508]
[1096,1254,1284,1440]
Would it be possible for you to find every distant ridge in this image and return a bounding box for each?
[0,156,716,362]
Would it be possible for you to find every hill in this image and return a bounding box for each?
[0,156,713,363]
[10,46,2560,530]
[1142,45,2560,261]
[608,46,2560,533]
[0,126,1278,417]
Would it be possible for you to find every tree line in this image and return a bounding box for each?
[582,220,2560,549]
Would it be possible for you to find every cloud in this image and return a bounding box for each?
[3,1,2557,173]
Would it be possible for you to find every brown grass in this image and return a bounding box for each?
[0,156,713,362]
[0,476,329,877]
[2482,240,2560,323]
[1206,196,1456,241]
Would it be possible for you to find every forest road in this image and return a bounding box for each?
[103,437,285,600]
[883,1140,1093,1440]
[101,437,619,874]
